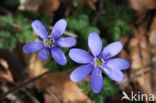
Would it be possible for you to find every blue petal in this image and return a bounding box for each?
[51,19,67,39]
[38,48,50,61]
[70,64,94,82]
[51,47,67,65]
[101,41,123,59]
[91,67,103,94]
[56,37,77,48]
[102,65,125,82]
[69,48,93,64]
[105,58,130,70]
[32,20,48,39]
[88,32,103,57]
[23,41,44,53]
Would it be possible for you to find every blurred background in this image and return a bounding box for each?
[0,0,156,103]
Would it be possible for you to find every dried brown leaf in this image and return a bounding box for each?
[40,0,60,15]
[27,53,48,76]
[128,26,152,94]
[78,0,97,10]
[149,15,156,101]
[128,0,156,12]
[0,59,14,85]
[36,71,91,103]
[18,0,42,12]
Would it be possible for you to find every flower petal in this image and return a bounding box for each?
[102,65,125,82]
[51,19,67,39]
[56,37,77,48]
[51,47,67,65]
[23,41,44,53]
[101,41,123,59]
[70,64,94,82]
[32,20,48,39]
[88,32,103,57]
[91,67,103,93]
[38,48,50,61]
[69,48,93,64]
[105,58,130,70]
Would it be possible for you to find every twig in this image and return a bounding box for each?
[64,31,78,38]
[119,68,156,88]
[92,0,105,25]
[46,87,62,103]
[22,88,40,103]
[0,71,49,100]
[1,63,155,100]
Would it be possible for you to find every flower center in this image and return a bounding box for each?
[44,36,55,48]
[47,39,52,45]
[94,58,104,67]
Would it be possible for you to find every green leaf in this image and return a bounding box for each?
[73,0,80,7]
[0,31,16,50]
[4,0,19,6]
[44,60,59,73]
[78,81,91,93]
[40,16,53,25]
[81,27,100,40]
[78,77,119,103]
[0,15,13,27]
[99,0,133,41]
[67,15,89,31]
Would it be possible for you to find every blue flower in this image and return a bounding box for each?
[23,19,77,65]
[69,32,130,93]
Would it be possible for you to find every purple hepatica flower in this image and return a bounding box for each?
[69,32,130,93]
[23,19,76,65]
